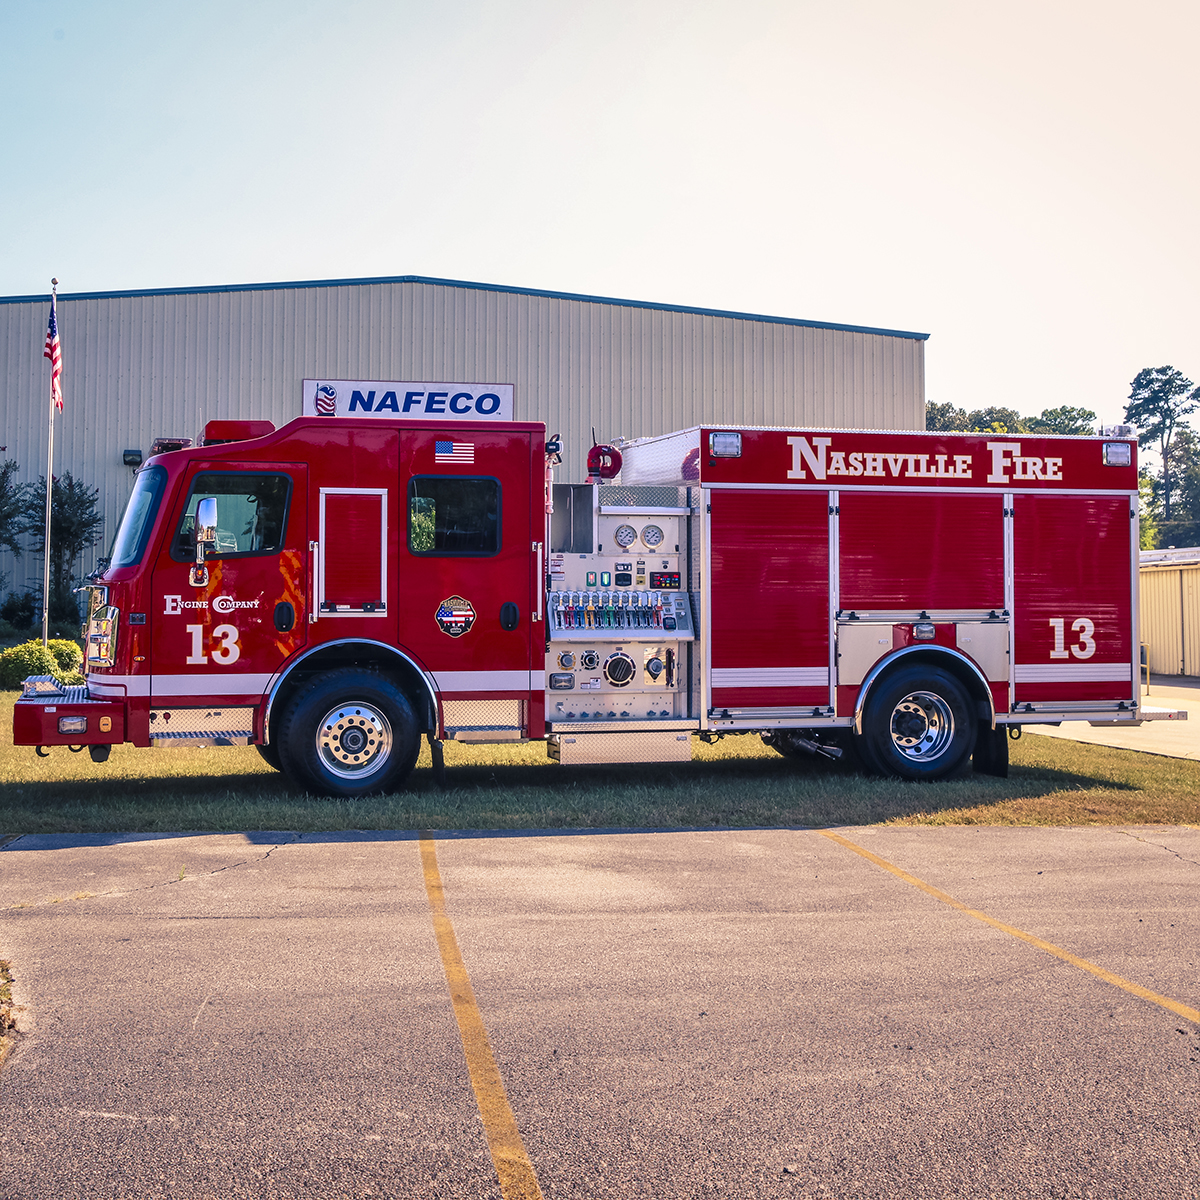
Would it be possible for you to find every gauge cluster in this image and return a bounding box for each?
[546,505,694,729]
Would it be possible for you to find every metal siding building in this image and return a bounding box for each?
[0,275,927,596]
[1140,548,1200,677]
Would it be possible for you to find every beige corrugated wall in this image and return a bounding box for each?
[1140,563,1200,676]
[0,277,925,596]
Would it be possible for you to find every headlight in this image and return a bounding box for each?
[86,605,120,668]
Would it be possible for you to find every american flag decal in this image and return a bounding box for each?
[435,440,474,464]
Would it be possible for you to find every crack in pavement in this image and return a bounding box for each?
[3,833,302,910]
[1117,827,1200,868]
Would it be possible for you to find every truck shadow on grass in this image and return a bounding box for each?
[0,746,1148,835]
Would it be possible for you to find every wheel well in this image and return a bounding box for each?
[265,642,436,743]
[855,648,993,733]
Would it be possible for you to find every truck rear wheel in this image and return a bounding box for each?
[277,669,420,797]
[857,666,976,781]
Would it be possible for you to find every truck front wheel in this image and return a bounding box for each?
[857,666,976,781]
[278,669,420,797]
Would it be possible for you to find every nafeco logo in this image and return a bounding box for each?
[315,384,337,416]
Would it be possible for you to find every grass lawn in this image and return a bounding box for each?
[1,692,1198,835]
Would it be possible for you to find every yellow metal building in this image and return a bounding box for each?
[1140,547,1200,677]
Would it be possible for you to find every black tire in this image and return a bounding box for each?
[856,665,976,781]
[277,669,420,797]
[255,741,282,772]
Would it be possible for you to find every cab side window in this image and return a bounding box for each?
[171,472,291,561]
[408,476,501,556]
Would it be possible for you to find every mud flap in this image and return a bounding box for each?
[427,733,446,788]
[972,722,1009,777]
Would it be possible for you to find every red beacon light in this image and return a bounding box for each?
[586,442,622,481]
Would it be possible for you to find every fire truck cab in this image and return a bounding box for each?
[14,416,1171,795]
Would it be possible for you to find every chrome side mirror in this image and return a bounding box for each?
[190,496,218,587]
[195,497,218,546]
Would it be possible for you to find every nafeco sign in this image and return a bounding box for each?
[302,379,514,421]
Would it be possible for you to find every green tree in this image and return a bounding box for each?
[0,460,26,558]
[21,472,106,624]
[925,402,1031,433]
[1124,366,1199,522]
[925,401,968,431]
[1152,427,1200,548]
[965,407,1028,435]
[1137,474,1159,549]
[1027,405,1098,436]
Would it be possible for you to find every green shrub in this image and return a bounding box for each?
[47,638,83,675]
[0,639,85,690]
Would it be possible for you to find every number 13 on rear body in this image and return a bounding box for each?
[1049,617,1095,660]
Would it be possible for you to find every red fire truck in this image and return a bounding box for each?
[13,416,1175,795]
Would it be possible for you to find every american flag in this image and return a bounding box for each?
[435,439,474,464]
[44,293,63,412]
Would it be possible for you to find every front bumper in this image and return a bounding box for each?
[13,676,126,746]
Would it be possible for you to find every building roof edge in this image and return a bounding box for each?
[0,274,930,341]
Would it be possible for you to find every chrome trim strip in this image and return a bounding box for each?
[711,668,830,687]
[828,490,839,712]
[433,670,538,691]
[1004,492,1015,716]
[1014,663,1133,683]
[263,639,439,742]
[699,482,1137,498]
[853,645,995,735]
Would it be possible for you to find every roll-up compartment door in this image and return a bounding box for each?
[839,492,1004,611]
[1013,494,1134,704]
[708,489,830,712]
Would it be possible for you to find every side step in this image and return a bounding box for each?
[548,729,693,765]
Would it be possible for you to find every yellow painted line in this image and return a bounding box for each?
[817,830,1200,1025]
[419,834,544,1200]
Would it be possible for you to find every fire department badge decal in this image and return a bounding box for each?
[435,595,476,637]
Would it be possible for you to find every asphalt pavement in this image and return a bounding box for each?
[1030,676,1199,760]
[2,825,1198,1199]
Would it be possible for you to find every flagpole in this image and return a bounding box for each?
[42,278,57,648]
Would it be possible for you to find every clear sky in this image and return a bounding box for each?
[3,0,1197,428]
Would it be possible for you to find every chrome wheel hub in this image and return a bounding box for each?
[317,702,393,780]
[889,691,954,762]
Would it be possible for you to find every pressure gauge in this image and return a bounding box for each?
[614,524,638,548]
[641,524,664,548]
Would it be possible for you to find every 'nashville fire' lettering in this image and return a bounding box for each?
[787,437,972,481]
[785,436,1063,484]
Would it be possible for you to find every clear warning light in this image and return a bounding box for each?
[709,432,742,458]
[1103,442,1132,467]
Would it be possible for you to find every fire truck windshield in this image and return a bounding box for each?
[109,466,167,568]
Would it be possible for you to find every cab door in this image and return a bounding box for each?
[150,464,308,713]
[393,428,540,739]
